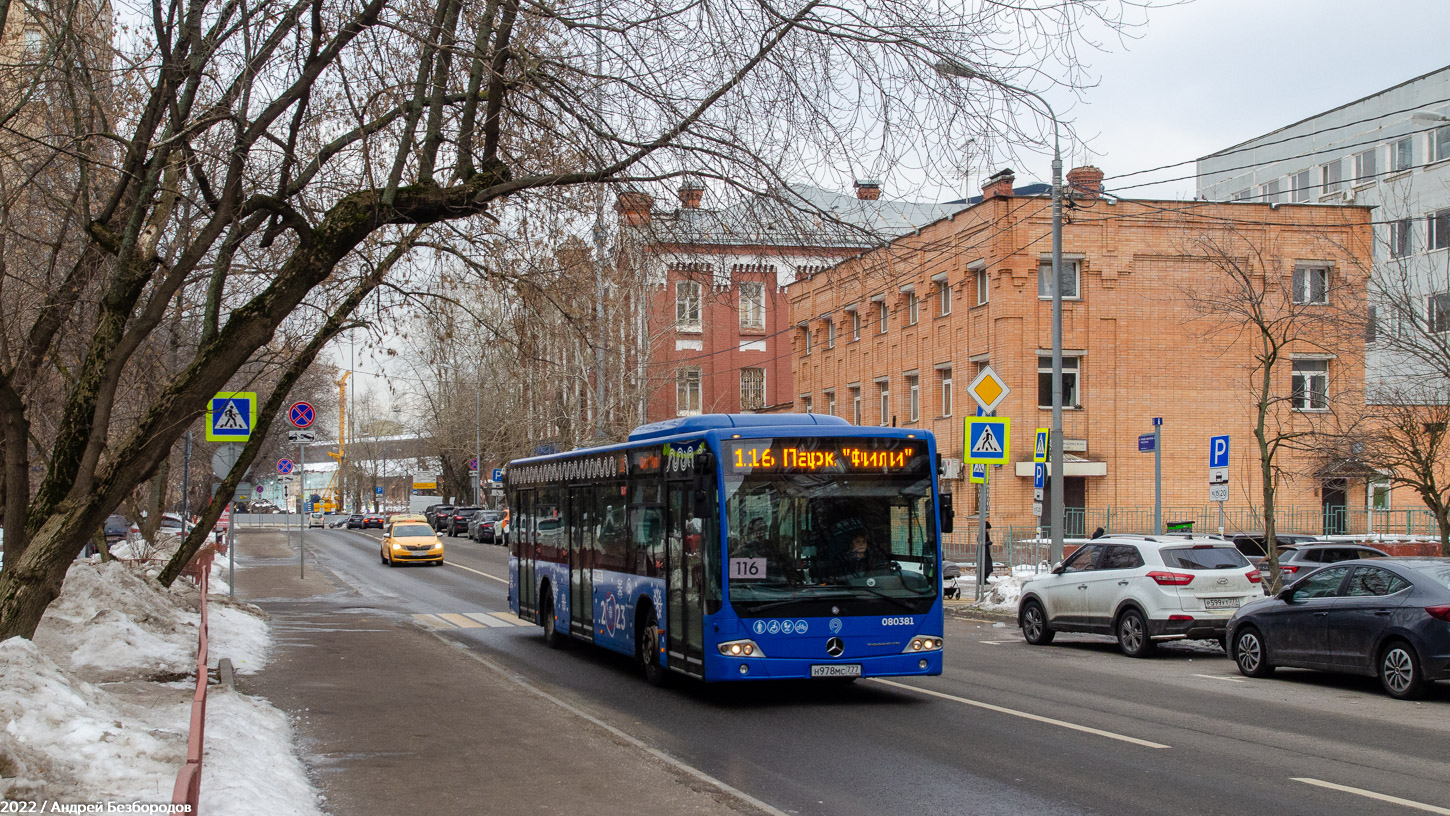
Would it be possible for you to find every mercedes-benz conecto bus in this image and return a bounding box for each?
[506,413,951,684]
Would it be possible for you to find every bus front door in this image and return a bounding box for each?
[517,489,536,620]
[568,486,594,640]
[666,482,705,677]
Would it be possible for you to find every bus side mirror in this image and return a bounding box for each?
[939,493,954,534]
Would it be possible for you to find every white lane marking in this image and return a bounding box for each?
[977,640,1017,645]
[1192,673,1245,683]
[440,636,792,816]
[443,560,509,584]
[414,614,453,629]
[437,613,487,629]
[463,612,508,628]
[870,678,1170,750]
[489,611,530,627]
[1293,778,1450,815]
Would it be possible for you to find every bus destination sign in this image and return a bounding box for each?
[725,438,926,475]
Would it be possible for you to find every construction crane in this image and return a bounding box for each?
[321,371,350,512]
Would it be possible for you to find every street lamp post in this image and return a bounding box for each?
[935,61,1066,564]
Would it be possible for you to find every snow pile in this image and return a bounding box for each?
[974,574,1030,613]
[0,637,183,802]
[198,693,327,816]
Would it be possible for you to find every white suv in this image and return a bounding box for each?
[1018,537,1263,657]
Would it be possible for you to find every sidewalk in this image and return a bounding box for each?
[233,529,769,816]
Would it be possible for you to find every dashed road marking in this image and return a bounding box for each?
[413,612,526,630]
[1293,777,1450,815]
[443,560,509,584]
[870,678,1171,749]
[490,611,530,627]
[1192,673,1245,683]
[436,613,487,629]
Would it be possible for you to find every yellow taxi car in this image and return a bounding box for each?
[380,521,444,567]
[386,513,429,525]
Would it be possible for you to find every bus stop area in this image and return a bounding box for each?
[231,529,767,816]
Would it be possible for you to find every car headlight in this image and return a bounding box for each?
[717,639,766,658]
[903,636,943,653]
[391,542,405,550]
[431,542,442,549]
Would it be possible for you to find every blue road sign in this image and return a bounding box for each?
[255,485,264,495]
[1138,433,1156,453]
[207,392,256,442]
[468,457,479,471]
[966,417,1010,466]
[1034,462,1046,489]
[1210,435,1230,468]
[288,401,316,429]
[969,462,987,484]
[277,458,294,474]
[492,468,503,482]
[1153,417,1163,427]
[375,486,384,496]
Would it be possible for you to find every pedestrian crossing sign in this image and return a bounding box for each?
[1034,428,1050,463]
[966,417,1010,466]
[969,463,988,484]
[206,392,256,442]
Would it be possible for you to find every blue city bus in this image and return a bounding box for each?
[506,413,951,684]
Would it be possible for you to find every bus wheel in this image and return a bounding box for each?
[541,588,564,649]
[638,612,666,686]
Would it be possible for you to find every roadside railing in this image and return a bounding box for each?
[172,544,216,812]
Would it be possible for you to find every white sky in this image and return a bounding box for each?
[340,0,1450,403]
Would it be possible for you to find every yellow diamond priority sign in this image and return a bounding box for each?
[967,366,1010,413]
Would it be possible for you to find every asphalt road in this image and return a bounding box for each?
[291,525,1450,816]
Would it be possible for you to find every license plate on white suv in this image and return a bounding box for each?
[1203,597,1241,609]
[811,664,862,678]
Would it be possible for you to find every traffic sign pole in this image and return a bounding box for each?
[976,430,990,603]
[1153,418,1163,536]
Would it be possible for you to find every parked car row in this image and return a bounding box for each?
[1016,535,1449,700]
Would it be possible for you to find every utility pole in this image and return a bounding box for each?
[474,373,482,506]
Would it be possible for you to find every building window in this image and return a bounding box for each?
[1392,137,1414,172]
[1429,209,1450,251]
[738,282,764,330]
[801,395,812,413]
[878,301,888,334]
[1389,219,1413,258]
[740,368,765,411]
[851,387,861,425]
[1430,292,1450,334]
[826,390,836,416]
[1037,260,1080,299]
[1291,359,1329,411]
[1292,170,1312,203]
[878,382,890,426]
[1293,266,1329,304]
[976,269,989,305]
[675,281,701,330]
[1354,149,1377,183]
[1435,125,1450,164]
[907,375,920,422]
[1038,355,1080,409]
[939,281,952,316]
[940,368,953,417]
[1263,179,1284,204]
[1231,189,1252,201]
[802,327,812,356]
[676,368,702,415]
[907,292,919,325]
[1370,480,1392,511]
[851,310,860,341]
[1321,160,1343,194]
[826,320,836,349]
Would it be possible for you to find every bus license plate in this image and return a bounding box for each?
[811,664,862,678]
[1203,597,1240,609]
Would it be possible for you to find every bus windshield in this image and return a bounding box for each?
[722,468,938,617]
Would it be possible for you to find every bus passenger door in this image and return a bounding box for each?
[569,487,595,640]
[517,489,536,620]
[666,482,704,676]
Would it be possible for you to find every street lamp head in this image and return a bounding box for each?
[933,60,981,81]
[1411,110,1450,123]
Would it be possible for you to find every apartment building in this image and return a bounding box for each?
[788,167,1375,537]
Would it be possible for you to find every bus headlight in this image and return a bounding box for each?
[717,639,766,658]
[904,636,942,653]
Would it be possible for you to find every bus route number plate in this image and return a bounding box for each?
[811,664,862,678]
[729,558,766,581]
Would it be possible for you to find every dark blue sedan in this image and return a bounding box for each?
[1226,557,1450,699]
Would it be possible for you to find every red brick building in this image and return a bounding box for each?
[787,167,1377,545]
[618,181,964,422]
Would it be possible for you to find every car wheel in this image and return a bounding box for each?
[1232,626,1274,678]
[386,552,396,567]
[1116,609,1155,658]
[541,588,564,649]
[1021,600,1055,645]
[639,612,667,686]
[1379,640,1427,700]
[380,548,387,565]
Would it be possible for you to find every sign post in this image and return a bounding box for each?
[1209,435,1230,533]
[288,401,315,579]
[1153,418,1163,535]
[966,413,1011,602]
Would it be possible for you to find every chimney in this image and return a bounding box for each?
[678,180,704,209]
[854,179,882,201]
[981,168,1015,199]
[1066,165,1104,199]
[615,189,654,226]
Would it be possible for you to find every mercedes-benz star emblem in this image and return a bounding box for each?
[826,637,844,657]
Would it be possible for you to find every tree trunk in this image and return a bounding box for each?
[0,512,89,640]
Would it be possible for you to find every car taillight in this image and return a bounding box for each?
[1147,571,1195,586]
[1279,565,1299,574]
[1246,570,1262,584]
[1426,605,1450,622]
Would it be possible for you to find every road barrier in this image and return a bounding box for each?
[171,544,217,812]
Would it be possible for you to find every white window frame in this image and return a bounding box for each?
[1263,179,1284,204]
[1292,170,1312,203]
[976,269,989,305]
[878,382,890,426]
[1290,359,1329,412]
[851,310,861,341]
[738,282,765,331]
[907,293,919,325]
[1370,480,1392,511]
[801,394,812,413]
[1429,292,1450,334]
[826,320,836,349]
[1392,136,1414,173]
[1389,220,1413,259]
[740,367,765,411]
[1429,209,1450,251]
[940,368,953,417]
[907,375,920,422]
[939,281,952,316]
[1355,149,1378,184]
[1321,160,1343,194]
[1037,355,1080,409]
[825,390,836,417]
[1037,260,1081,300]
[1293,266,1330,305]
[675,280,702,331]
[1435,125,1450,164]
[802,326,812,356]
[878,301,888,334]
[676,367,702,416]
[851,387,861,425]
